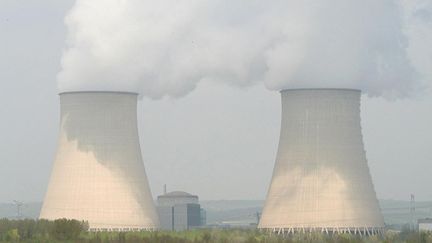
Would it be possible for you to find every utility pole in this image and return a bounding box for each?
[410,194,415,231]
[256,212,261,225]
[248,212,262,226]
[13,200,24,220]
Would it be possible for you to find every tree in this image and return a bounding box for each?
[50,218,86,240]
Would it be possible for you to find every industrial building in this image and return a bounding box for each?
[157,191,205,231]
[40,92,160,231]
[419,219,432,231]
[259,89,384,235]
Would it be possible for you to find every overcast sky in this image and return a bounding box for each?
[0,0,431,203]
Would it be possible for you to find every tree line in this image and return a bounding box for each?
[1,219,432,243]
[0,218,87,242]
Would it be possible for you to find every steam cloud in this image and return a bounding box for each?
[58,0,430,99]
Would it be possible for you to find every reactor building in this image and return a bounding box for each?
[40,91,160,231]
[157,191,206,231]
[259,89,384,235]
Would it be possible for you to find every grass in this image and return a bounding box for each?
[78,229,432,243]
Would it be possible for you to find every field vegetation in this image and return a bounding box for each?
[1,219,432,243]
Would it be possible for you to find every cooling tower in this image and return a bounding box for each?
[40,92,160,231]
[259,89,384,235]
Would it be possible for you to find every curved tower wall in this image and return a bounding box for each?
[259,89,384,234]
[40,92,160,231]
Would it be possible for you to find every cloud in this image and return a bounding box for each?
[58,0,427,99]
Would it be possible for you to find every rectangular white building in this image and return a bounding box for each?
[419,219,432,232]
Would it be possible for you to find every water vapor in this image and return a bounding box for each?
[58,0,427,99]
[402,0,432,93]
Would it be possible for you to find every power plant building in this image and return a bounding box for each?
[157,191,205,231]
[418,219,432,232]
[259,89,384,235]
[40,92,160,231]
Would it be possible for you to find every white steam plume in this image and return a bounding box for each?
[58,0,428,99]
[402,0,432,92]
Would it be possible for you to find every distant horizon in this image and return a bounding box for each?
[3,198,432,205]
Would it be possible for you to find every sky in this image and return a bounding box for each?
[0,0,431,203]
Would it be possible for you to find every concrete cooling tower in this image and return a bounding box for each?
[259,89,384,235]
[40,92,160,231]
